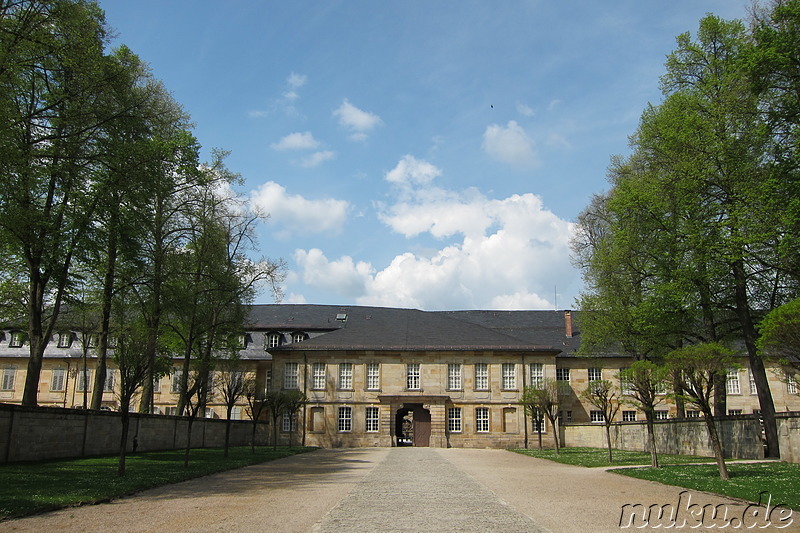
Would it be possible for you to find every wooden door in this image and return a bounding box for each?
[413,407,431,447]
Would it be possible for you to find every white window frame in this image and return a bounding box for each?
[103,370,115,392]
[57,332,72,348]
[51,367,66,392]
[171,368,183,393]
[622,410,636,422]
[338,362,353,390]
[366,363,380,390]
[76,369,92,392]
[474,363,489,390]
[284,362,299,389]
[501,363,516,390]
[590,410,604,423]
[686,410,700,418]
[555,367,570,382]
[475,407,490,432]
[282,411,297,431]
[406,363,420,390]
[655,410,669,420]
[728,409,743,416]
[529,363,543,388]
[447,364,462,390]
[447,407,462,433]
[338,406,352,432]
[749,370,758,395]
[2,367,16,391]
[588,367,602,381]
[292,332,305,343]
[312,363,326,390]
[365,406,379,432]
[788,374,798,395]
[726,369,741,395]
[267,333,281,349]
[9,332,23,348]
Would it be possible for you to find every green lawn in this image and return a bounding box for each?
[512,446,800,510]
[511,446,716,468]
[615,462,800,510]
[0,446,315,520]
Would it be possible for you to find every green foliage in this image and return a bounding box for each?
[758,297,800,376]
[512,447,716,468]
[0,447,315,519]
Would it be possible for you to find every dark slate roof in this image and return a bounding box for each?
[253,304,567,353]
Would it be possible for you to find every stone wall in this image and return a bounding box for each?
[562,415,800,461]
[0,403,269,463]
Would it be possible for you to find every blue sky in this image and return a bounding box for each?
[98,0,752,311]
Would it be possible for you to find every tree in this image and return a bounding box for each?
[282,390,308,448]
[758,297,800,374]
[215,352,249,458]
[580,379,621,463]
[244,376,267,454]
[519,386,545,449]
[524,379,563,455]
[668,342,737,480]
[264,390,288,451]
[618,361,669,468]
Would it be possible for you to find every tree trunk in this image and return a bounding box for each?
[91,231,117,410]
[733,259,780,458]
[224,406,232,458]
[184,417,194,468]
[118,400,131,477]
[605,424,613,463]
[251,420,257,454]
[645,413,659,468]
[703,413,729,480]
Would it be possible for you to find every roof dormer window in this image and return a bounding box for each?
[266,332,282,349]
[9,331,24,348]
[292,332,306,344]
[57,332,73,348]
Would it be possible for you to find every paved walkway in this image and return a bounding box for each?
[1,448,797,532]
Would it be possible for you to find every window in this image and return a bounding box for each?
[292,332,306,343]
[171,368,183,393]
[406,363,420,390]
[529,363,543,388]
[312,363,326,390]
[165,406,179,416]
[231,407,242,420]
[728,409,743,416]
[365,406,379,432]
[267,333,281,349]
[475,407,490,432]
[284,363,298,389]
[103,370,115,392]
[622,410,636,422]
[474,363,489,390]
[590,410,604,423]
[655,410,668,420]
[51,367,66,391]
[338,363,353,389]
[555,367,570,382]
[619,368,632,394]
[749,370,757,395]
[788,375,798,395]
[283,411,297,431]
[57,332,72,348]
[1,367,15,391]
[447,407,462,433]
[726,369,740,395]
[502,363,516,390]
[533,416,546,433]
[86,335,99,348]
[9,332,24,348]
[77,369,92,392]
[310,407,325,432]
[204,408,215,419]
[265,369,272,392]
[686,410,700,418]
[366,363,380,390]
[448,364,462,390]
[338,406,352,432]
[588,367,602,381]
[565,410,572,423]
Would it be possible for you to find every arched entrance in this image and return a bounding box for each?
[394,404,431,447]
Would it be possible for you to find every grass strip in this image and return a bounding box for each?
[0,446,315,520]
[613,461,800,510]
[511,446,716,468]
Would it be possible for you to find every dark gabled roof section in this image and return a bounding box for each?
[263,305,559,352]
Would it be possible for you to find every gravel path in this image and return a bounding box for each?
[1,447,797,532]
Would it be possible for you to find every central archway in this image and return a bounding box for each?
[394,404,431,447]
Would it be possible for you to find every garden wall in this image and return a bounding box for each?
[563,414,786,461]
[0,403,269,463]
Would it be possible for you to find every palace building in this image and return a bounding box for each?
[1,304,798,448]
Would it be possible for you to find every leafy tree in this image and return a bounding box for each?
[668,342,737,480]
[524,379,563,455]
[580,379,621,463]
[215,352,249,458]
[244,376,267,454]
[758,297,800,378]
[519,386,545,449]
[264,390,289,451]
[618,361,669,468]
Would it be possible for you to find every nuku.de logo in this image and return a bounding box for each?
[619,491,794,529]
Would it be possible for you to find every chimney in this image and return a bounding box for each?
[564,310,573,338]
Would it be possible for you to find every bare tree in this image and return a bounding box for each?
[580,379,621,462]
[618,361,669,468]
[215,352,250,457]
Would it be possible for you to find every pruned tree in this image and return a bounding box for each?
[525,379,563,455]
[264,390,289,450]
[520,386,545,450]
[215,351,250,457]
[618,361,669,468]
[244,375,267,454]
[282,390,308,448]
[668,342,737,480]
[580,379,621,463]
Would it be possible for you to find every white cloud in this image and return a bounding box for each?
[333,99,382,141]
[300,150,336,168]
[516,102,535,117]
[250,181,349,237]
[482,120,538,168]
[292,155,575,310]
[270,132,320,151]
[287,72,307,90]
[385,155,441,187]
